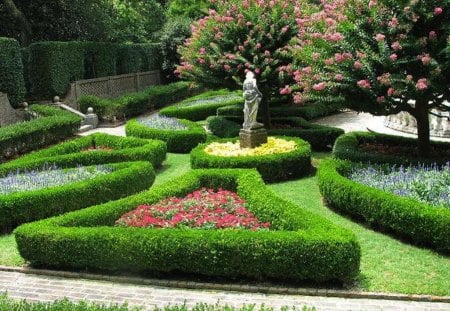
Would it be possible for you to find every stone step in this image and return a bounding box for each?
[78,124,94,133]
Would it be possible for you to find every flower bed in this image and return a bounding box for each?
[159,90,243,121]
[15,169,360,282]
[190,137,311,183]
[116,188,270,230]
[0,161,155,233]
[136,114,188,130]
[333,132,450,166]
[6,133,167,169]
[126,117,207,153]
[317,159,450,253]
[205,137,297,157]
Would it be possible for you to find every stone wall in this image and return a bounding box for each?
[0,92,23,127]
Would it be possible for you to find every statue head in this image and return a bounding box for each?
[245,71,255,80]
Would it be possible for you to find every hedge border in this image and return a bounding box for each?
[126,118,207,153]
[190,136,312,183]
[0,105,81,162]
[332,131,450,166]
[0,37,26,107]
[5,133,167,169]
[1,161,155,233]
[159,89,243,121]
[317,159,450,254]
[14,169,360,282]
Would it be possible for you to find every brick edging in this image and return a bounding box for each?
[1,265,449,303]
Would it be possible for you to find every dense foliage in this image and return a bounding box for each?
[0,37,25,107]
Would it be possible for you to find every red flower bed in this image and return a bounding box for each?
[116,188,270,230]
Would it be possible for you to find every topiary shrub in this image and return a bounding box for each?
[14,169,360,282]
[332,132,450,166]
[190,136,311,183]
[206,116,241,138]
[0,37,26,107]
[317,159,450,254]
[0,161,155,233]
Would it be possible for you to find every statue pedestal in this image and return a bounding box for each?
[239,128,268,149]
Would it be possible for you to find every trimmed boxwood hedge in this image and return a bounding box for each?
[6,133,167,169]
[207,116,343,151]
[333,131,450,166]
[0,37,26,107]
[317,159,450,253]
[159,89,243,121]
[126,118,207,153]
[14,169,360,282]
[0,105,81,162]
[0,161,155,233]
[190,137,311,183]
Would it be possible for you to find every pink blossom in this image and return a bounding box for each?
[264,50,271,56]
[329,32,343,41]
[302,66,312,74]
[387,88,395,96]
[254,68,260,74]
[429,31,437,39]
[279,85,292,95]
[256,43,262,49]
[416,78,428,91]
[391,41,402,50]
[421,54,431,65]
[434,7,443,16]
[312,52,320,60]
[281,26,289,33]
[324,58,334,66]
[368,0,377,8]
[199,47,206,55]
[312,82,327,91]
[246,22,252,26]
[215,32,223,39]
[197,58,205,64]
[389,54,398,61]
[357,80,371,89]
[354,61,363,69]
[388,18,399,27]
[406,75,413,81]
[375,33,385,42]
[238,45,245,52]
[335,53,344,63]
[335,74,344,81]
[293,93,302,104]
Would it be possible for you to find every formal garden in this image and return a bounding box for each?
[0,0,449,310]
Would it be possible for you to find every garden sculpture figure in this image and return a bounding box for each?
[243,71,263,130]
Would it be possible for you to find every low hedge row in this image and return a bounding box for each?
[126,118,207,153]
[317,159,450,253]
[78,82,197,121]
[159,89,242,121]
[0,105,81,162]
[5,133,167,169]
[14,169,360,282]
[207,116,344,151]
[1,161,155,233]
[190,137,312,183]
[217,102,343,121]
[0,37,26,107]
[332,131,450,166]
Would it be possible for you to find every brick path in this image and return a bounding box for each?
[1,271,449,311]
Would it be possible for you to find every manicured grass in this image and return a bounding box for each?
[1,151,449,296]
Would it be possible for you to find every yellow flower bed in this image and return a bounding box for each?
[205,137,297,157]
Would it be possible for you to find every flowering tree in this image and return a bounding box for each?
[176,0,307,127]
[294,0,450,156]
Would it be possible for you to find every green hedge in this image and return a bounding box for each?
[332,131,450,166]
[25,41,162,99]
[159,89,242,121]
[207,116,343,151]
[15,169,360,282]
[5,133,167,169]
[0,161,155,233]
[0,37,26,107]
[190,137,312,183]
[0,105,81,162]
[126,118,207,153]
[317,159,450,253]
[217,102,343,121]
[78,82,197,121]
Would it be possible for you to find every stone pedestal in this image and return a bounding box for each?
[239,128,268,148]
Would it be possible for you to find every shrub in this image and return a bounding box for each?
[0,161,154,233]
[159,89,242,121]
[14,169,360,282]
[0,105,81,162]
[6,133,167,169]
[206,116,241,138]
[332,132,450,166]
[0,37,26,107]
[190,137,311,183]
[126,118,207,153]
[317,159,450,253]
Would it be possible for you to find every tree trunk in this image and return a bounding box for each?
[1,0,32,46]
[414,98,431,157]
[260,90,271,128]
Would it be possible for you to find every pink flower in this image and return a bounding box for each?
[254,68,260,74]
[199,47,206,55]
[387,87,395,96]
[416,78,428,91]
[312,82,327,91]
[377,96,385,103]
[421,54,431,65]
[406,75,413,81]
[388,18,399,27]
[324,58,334,66]
[335,74,344,81]
[335,53,344,63]
[279,85,292,95]
[391,41,402,50]
[429,31,437,39]
[329,32,343,41]
[238,45,244,52]
[281,26,289,33]
[293,93,302,104]
[197,58,205,64]
[375,33,385,42]
[223,64,231,71]
[354,61,363,69]
[264,50,270,56]
[302,66,312,74]
[357,80,371,89]
[368,0,377,8]
[312,52,320,60]
[255,43,262,49]
[434,7,443,16]
[215,32,223,39]
[389,54,398,61]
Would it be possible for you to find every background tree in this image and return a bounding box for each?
[294,0,450,156]
[177,0,308,127]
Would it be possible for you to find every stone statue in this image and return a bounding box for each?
[242,71,263,130]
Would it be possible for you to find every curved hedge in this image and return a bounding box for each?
[317,159,450,254]
[333,131,450,166]
[126,118,207,153]
[6,133,167,169]
[0,161,155,233]
[15,169,360,283]
[190,137,311,183]
[0,105,81,162]
[207,116,344,151]
[159,89,242,121]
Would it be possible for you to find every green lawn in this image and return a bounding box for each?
[1,152,449,296]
